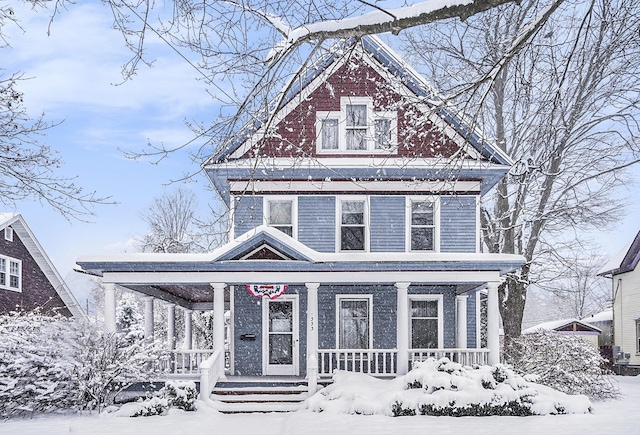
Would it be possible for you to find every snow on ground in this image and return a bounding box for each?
[2,376,640,435]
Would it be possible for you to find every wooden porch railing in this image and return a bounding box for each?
[317,349,398,377]
[409,348,489,367]
[198,350,222,401]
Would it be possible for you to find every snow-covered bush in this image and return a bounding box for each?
[503,330,619,401]
[130,397,169,417]
[305,357,593,417]
[162,380,198,411]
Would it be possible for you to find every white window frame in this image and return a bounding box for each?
[405,196,440,252]
[316,97,397,154]
[408,294,443,350]
[336,196,369,252]
[4,227,13,242]
[0,255,21,292]
[263,196,297,239]
[336,294,373,350]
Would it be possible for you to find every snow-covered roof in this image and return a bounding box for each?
[582,309,613,324]
[204,35,512,168]
[598,229,640,277]
[523,318,601,334]
[0,213,84,318]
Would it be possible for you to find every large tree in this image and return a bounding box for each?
[402,0,640,338]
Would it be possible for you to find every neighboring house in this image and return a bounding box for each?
[523,318,602,348]
[75,36,524,389]
[0,213,83,317]
[582,309,613,348]
[598,230,640,368]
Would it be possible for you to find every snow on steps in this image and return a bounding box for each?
[211,379,313,413]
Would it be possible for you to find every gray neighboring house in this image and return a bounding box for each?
[0,213,82,317]
[75,36,524,394]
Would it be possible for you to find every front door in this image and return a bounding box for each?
[262,295,299,376]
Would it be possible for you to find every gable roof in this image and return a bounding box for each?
[203,35,512,168]
[598,229,640,277]
[523,318,602,334]
[0,213,84,318]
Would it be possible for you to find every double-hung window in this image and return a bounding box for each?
[0,255,21,292]
[265,197,295,237]
[407,198,438,252]
[339,198,367,251]
[337,296,372,349]
[410,296,442,349]
[316,97,397,153]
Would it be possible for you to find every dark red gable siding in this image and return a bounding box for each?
[244,56,462,159]
[0,227,72,316]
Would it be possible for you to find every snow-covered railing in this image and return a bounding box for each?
[161,350,215,375]
[409,348,489,367]
[199,349,222,401]
[317,349,397,377]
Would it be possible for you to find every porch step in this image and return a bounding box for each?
[211,379,312,413]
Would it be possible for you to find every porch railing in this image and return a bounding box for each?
[158,349,215,375]
[199,350,222,401]
[409,348,489,367]
[317,349,398,377]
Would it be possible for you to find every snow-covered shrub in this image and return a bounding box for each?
[162,380,198,411]
[305,357,593,417]
[503,330,619,401]
[130,397,169,417]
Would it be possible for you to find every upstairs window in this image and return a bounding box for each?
[4,227,13,242]
[316,97,397,154]
[265,197,295,237]
[339,198,367,251]
[0,255,21,292]
[407,198,438,252]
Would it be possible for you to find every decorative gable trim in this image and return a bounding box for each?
[240,243,295,261]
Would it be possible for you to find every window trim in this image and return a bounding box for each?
[405,196,440,253]
[316,97,397,154]
[263,196,297,239]
[636,320,640,354]
[336,196,369,252]
[4,227,13,242]
[408,294,443,350]
[0,254,21,293]
[336,294,373,350]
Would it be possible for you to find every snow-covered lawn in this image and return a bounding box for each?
[3,376,640,435]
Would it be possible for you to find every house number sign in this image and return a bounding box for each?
[246,284,287,299]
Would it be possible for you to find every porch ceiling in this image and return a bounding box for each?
[121,284,230,311]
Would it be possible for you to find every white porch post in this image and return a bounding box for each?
[306,282,319,393]
[456,295,468,349]
[396,282,410,375]
[104,283,117,334]
[211,283,226,378]
[144,296,155,340]
[487,281,500,365]
[167,303,176,350]
[184,309,193,351]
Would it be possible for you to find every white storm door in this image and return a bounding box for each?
[263,295,299,376]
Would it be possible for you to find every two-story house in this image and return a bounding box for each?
[76,36,524,394]
[0,213,82,317]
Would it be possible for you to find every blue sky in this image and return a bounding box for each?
[4,1,640,298]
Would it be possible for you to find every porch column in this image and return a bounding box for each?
[456,295,468,349]
[184,309,193,350]
[144,296,155,340]
[306,282,319,391]
[211,283,226,378]
[166,303,176,350]
[487,281,500,365]
[104,283,116,334]
[396,282,410,375]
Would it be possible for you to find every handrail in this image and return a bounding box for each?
[199,349,222,401]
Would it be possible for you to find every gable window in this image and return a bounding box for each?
[316,97,397,153]
[4,227,13,242]
[337,295,372,349]
[265,197,296,237]
[339,198,367,251]
[407,197,439,252]
[0,255,21,292]
[410,296,442,349]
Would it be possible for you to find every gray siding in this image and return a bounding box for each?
[466,291,477,348]
[234,195,263,238]
[298,196,336,252]
[233,285,263,376]
[370,196,405,252]
[440,196,477,253]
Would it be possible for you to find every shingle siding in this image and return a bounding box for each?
[370,196,405,252]
[440,196,477,253]
[298,196,336,252]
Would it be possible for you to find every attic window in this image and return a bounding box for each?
[316,97,397,154]
[4,227,13,242]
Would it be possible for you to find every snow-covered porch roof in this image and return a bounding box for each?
[75,226,525,310]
